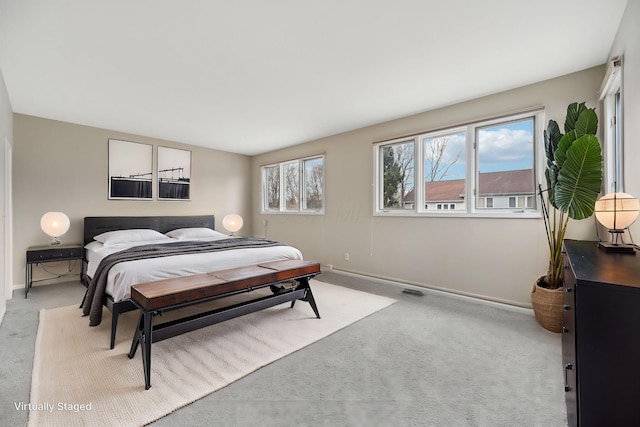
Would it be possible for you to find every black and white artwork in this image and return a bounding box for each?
[157,146,191,200]
[108,139,153,200]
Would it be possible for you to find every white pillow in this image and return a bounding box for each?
[165,227,226,240]
[84,241,104,253]
[93,229,170,246]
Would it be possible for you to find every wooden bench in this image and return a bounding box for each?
[127,259,321,389]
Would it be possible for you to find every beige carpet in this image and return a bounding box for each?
[28,280,395,426]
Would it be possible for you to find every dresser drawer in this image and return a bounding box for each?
[562,250,576,334]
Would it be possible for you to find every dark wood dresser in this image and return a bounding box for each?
[562,239,640,427]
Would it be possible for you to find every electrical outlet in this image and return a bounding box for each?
[263,219,268,226]
[343,252,350,261]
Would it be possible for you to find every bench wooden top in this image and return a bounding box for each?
[131,259,321,311]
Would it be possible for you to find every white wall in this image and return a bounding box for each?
[251,66,605,307]
[0,67,13,322]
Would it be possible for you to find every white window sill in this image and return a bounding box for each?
[373,210,542,219]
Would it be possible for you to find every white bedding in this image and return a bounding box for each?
[85,236,304,303]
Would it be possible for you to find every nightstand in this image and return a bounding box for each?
[25,244,83,298]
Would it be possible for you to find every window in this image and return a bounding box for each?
[423,129,466,211]
[264,165,280,211]
[262,155,324,213]
[600,56,623,193]
[304,157,324,210]
[437,203,456,210]
[486,197,493,208]
[283,161,300,211]
[380,139,414,210]
[476,118,535,210]
[374,110,542,217]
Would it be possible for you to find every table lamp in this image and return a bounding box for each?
[222,214,243,236]
[40,212,70,245]
[594,192,639,253]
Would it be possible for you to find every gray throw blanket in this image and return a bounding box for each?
[81,237,285,326]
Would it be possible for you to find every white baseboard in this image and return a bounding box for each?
[323,266,534,316]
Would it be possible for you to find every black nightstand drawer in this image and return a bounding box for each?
[26,246,83,263]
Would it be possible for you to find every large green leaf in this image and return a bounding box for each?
[554,134,603,219]
[564,102,587,133]
[544,120,561,164]
[554,130,577,168]
[574,108,598,137]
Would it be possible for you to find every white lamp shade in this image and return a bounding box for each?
[40,212,70,238]
[222,214,243,233]
[594,192,640,230]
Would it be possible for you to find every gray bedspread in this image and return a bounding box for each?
[81,237,285,326]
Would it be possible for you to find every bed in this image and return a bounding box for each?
[80,215,303,348]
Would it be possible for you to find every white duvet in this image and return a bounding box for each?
[85,236,303,303]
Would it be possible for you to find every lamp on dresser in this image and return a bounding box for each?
[594,192,639,253]
[40,211,70,245]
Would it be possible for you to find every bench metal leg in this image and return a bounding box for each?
[291,277,321,319]
[303,287,321,319]
[141,312,153,389]
[128,311,153,389]
[128,312,143,359]
[110,311,120,350]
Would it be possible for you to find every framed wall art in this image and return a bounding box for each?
[157,146,191,200]
[108,139,153,200]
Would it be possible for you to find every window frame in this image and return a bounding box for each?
[600,57,623,193]
[261,154,325,215]
[373,109,544,218]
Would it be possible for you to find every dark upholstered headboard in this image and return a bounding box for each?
[83,215,215,246]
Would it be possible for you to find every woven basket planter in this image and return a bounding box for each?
[531,277,563,333]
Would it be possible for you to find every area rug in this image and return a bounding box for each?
[28,280,395,426]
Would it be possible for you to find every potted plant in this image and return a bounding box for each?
[532,102,603,332]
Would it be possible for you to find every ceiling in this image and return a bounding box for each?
[0,1,628,156]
